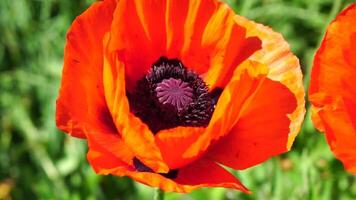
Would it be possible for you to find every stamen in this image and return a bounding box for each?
[128,57,219,133]
[133,157,179,179]
[133,157,153,172]
[210,88,223,107]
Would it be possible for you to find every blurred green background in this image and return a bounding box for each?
[1,0,356,199]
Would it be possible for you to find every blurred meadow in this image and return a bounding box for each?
[1,0,356,199]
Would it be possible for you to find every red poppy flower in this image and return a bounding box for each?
[56,0,305,192]
[309,3,356,174]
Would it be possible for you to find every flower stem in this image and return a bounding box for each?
[154,188,164,200]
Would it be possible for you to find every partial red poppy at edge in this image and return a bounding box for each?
[309,3,356,174]
[56,0,305,193]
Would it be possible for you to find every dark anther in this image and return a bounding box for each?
[133,157,179,179]
[160,169,179,179]
[128,57,222,133]
[210,87,223,106]
[133,157,153,172]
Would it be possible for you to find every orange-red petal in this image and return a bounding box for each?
[156,61,271,169]
[108,0,167,91]
[55,0,135,166]
[85,115,134,166]
[309,3,356,174]
[103,32,169,173]
[316,98,356,174]
[129,158,250,193]
[155,127,204,169]
[207,65,297,169]
[56,0,116,138]
[234,15,305,149]
[87,128,133,171]
[184,61,298,163]
[174,158,249,193]
[88,140,249,193]
[179,1,262,86]
[183,16,304,159]
[107,0,261,91]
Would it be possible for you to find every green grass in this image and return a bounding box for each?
[1,0,356,199]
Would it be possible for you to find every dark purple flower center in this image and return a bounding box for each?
[127,57,222,133]
[155,78,193,111]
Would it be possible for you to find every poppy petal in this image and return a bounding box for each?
[184,16,305,159]
[85,120,134,165]
[103,33,169,173]
[87,137,132,175]
[107,0,167,91]
[166,0,229,73]
[184,61,270,157]
[202,35,261,89]
[234,15,305,149]
[125,158,249,193]
[107,0,261,92]
[309,3,356,174]
[174,158,249,193]
[155,127,204,169]
[179,1,262,87]
[207,69,297,169]
[165,0,191,56]
[156,61,268,169]
[88,141,249,193]
[316,98,356,174]
[184,61,296,166]
[55,0,116,138]
[156,61,286,168]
